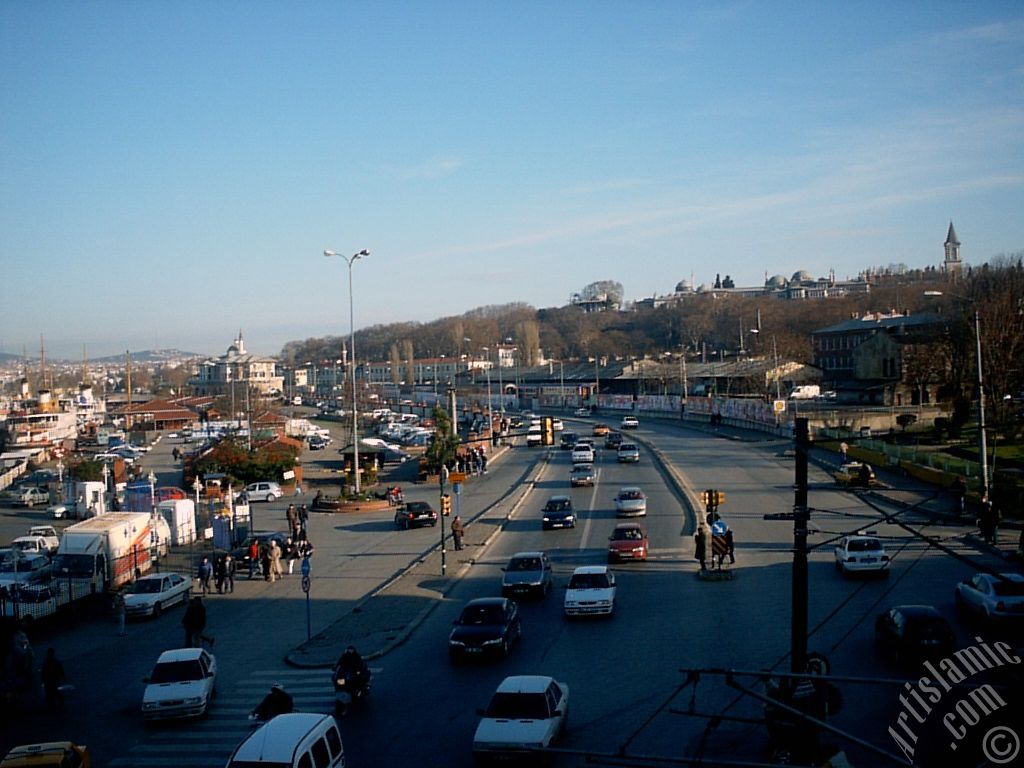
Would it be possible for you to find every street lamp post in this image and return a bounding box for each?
[481,347,493,419]
[147,470,157,515]
[324,248,370,495]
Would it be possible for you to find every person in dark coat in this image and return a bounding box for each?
[725,528,736,564]
[182,596,206,648]
[214,556,226,594]
[197,557,213,596]
[286,504,298,531]
[450,515,465,551]
[40,647,66,710]
[694,527,707,571]
[222,554,235,594]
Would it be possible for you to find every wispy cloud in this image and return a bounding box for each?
[386,155,464,181]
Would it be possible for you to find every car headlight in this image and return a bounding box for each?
[481,638,502,646]
[633,546,645,553]
[183,696,204,705]
[543,516,550,521]
[143,702,159,710]
[449,639,465,647]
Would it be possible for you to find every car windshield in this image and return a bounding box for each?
[510,558,541,572]
[460,604,504,625]
[150,660,203,684]
[485,692,549,720]
[569,573,610,589]
[407,502,431,513]
[572,466,592,475]
[992,580,1024,597]
[613,528,643,541]
[619,490,643,500]
[907,619,949,641]
[546,499,571,511]
[130,580,165,594]
[620,444,637,451]
[849,539,882,552]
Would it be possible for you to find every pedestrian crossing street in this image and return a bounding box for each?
[108,665,382,767]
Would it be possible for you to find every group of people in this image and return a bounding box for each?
[454,447,487,476]
[385,486,405,506]
[196,554,238,595]
[694,519,736,571]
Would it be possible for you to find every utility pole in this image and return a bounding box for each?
[791,417,809,673]
[974,310,989,499]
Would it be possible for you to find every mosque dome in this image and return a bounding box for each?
[791,270,814,284]
[674,279,692,293]
[765,274,787,289]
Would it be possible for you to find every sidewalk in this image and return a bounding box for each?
[286,442,536,668]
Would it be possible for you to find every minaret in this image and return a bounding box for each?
[943,221,962,277]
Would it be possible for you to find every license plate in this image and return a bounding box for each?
[465,647,482,653]
[863,558,876,563]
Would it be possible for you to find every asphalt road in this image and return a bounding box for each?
[1,418,1019,767]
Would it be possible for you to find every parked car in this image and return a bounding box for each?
[874,605,955,664]
[621,415,639,429]
[0,552,53,588]
[394,501,438,530]
[617,443,640,463]
[449,597,522,660]
[614,486,647,517]
[570,445,595,464]
[834,535,890,576]
[9,487,49,507]
[47,503,74,519]
[542,496,576,530]
[501,552,553,599]
[141,647,217,720]
[591,423,610,437]
[308,436,329,451]
[564,565,616,617]
[559,431,579,450]
[473,675,569,763]
[569,463,596,487]
[0,742,92,767]
[608,523,649,562]
[27,526,60,553]
[124,572,192,618]
[10,536,54,557]
[955,572,1024,623]
[573,407,590,417]
[604,432,624,450]
[551,418,564,432]
[243,482,283,502]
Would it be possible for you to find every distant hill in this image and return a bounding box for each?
[90,349,204,364]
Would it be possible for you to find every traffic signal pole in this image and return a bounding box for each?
[791,417,809,674]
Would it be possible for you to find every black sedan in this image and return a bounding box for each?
[448,597,521,660]
[559,431,579,450]
[604,432,623,449]
[875,605,955,665]
[395,501,438,529]
[542,496,576,530]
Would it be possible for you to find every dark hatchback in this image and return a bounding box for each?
[395,501,438,529]
[560,431,579,450]
[449,597,521,660]
[542,496,576,530]
[875,605,956,664]
[604,432,624,450]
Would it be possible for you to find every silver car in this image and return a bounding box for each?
[501,551,554,598]
[617,443,640,463]
[955,573,1024,623]
[614,486,647,516]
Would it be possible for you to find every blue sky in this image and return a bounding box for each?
[2,1,1022,359]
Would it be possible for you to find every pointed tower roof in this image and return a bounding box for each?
[945,221,959,246]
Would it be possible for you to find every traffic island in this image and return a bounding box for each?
[311,497,392,514]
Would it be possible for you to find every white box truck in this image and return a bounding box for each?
[157,499,196,546]
[54,512,171,592]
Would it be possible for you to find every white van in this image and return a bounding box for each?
[225,713,345,768]
[526,424,543,446]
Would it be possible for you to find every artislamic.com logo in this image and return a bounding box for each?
[889,636,1020,765]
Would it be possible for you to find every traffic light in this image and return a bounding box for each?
[441,494,452,516]
[542,417,555,446]
[701,489,726,508]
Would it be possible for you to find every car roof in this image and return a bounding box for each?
[231,713,335,762]
[844,535,882,543]
[572,565,609,575]
[618,486,643,493]
[891,605,943,618]
[465,597,509,608]
[510,551,545,560]
[571,464,593,471]
[549,495,571,502]
[494,675,556,694]
[613,522,645,531]
[976,573,1024,583]
[156,647,206,663]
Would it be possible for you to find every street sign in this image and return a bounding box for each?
[711,519,728,537]
[301,557,311,577]
[449,472,467,484]
[774,400,786,414]
[301,575,311,593]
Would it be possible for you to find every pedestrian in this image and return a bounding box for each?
[269,540,283,582]
[451,515,465,551]
[295,482,303,495]
[480,452,488,475]
[182,596,207,648]
[222,554,235,594]
[248,539,260,579]
[260,544,272,582]
[979,496,1000,545]
[292,521,305,543]
[694,527,707,571]
[214,555,226,594]
[298,504,308,532]
[40,648,66,710]
[952,476,967,514]
[286,538,300,575]
[286,504,297,531]
[112,591,127,637]
[197,556,213,596]
[299,539,315,559]
[725,528,736,564]
[839,442,848,464]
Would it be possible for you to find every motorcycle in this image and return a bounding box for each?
[333,669,370,717]
[249,685,294,727]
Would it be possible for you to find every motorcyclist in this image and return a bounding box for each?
[333,646,370,697]
[252,683,293,722]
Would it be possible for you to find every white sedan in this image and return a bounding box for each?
[124,573,191,617]
[833,535,890,576]
[473,675,569,762]
[142,647,217,720]
[955,573,1024,623]
[614,486,647,516]
[564,565,617,617]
